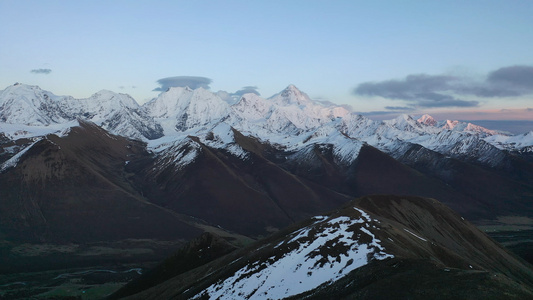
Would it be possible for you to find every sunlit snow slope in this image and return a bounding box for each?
[194,208,392,299]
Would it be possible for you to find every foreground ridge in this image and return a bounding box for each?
[194,207,392,299]
[118,196,533,300]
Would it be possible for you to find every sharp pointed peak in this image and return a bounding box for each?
[285,84,300,90]
[270,84,312,105]
[419,113,435,119]
[280,84,306,96]
[417,114,438,126]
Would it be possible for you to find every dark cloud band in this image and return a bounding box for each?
[353,65,533,108]
[384,106,413,111]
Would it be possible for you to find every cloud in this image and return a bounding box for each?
[474,65,533,97]
[354,74,478,108]
[353,65,533,108]
[353,110,403,117]
[316,99,353,111]
[384,106,413,110]
[355,74,456,100]
[415,94,479,108]
[153,76,212,91]
[488,65,533,88]
[216,86,262,103]
[30,68,52,74]
[233,86,260,96]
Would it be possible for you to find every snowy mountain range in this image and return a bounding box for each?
[1,83,533,298]
[1,82,531,173]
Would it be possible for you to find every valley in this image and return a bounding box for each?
[477,216,533,265]
[0,264,146,299]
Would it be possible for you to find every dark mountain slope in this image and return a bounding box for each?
[273,142,493,220]
[110,232,237,299]
[121,195,533,300]
[350,145,491,217]
[232,130,496,221]
[354,195,533,283]
[131,133,352,238]
[397,144,533,218]
[0,120,202,243]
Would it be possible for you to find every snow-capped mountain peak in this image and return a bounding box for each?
[417,114,438,126]
[443,119,459,130]
[1,83,530,166]
[232,93,272,121]
[0,83,69,125]
[0,83,163,140]
[91,90,139,108]
[269,84,312,106]
[484,130,533,151]
[440,119,499,136]
[384,114,428,133]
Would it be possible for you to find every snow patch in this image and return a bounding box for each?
[194,207,393,299]
[403,228,428,242]
[0,140,39,172]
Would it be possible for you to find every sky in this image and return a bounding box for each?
[1,0,532,122]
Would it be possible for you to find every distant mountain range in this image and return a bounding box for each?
[1,83,532,298]
[1,83,531,160]
[1,82,532,239]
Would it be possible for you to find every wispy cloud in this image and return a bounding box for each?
[354,110,402,117]
[315,99,354,111]
[384,106,413,110]
[153,76,212,91]
[353,65,533,108]
[353,106,414,119]
[30,68,52,74]
[427,108,533,122]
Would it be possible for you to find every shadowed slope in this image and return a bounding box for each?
[120,195,533,300]
[132,133,351,238]
[0,120,202,244]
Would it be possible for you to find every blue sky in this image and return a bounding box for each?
[1,0,532,120]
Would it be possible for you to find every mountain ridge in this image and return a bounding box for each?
[2,83,532,227]
[117,195,533,300]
